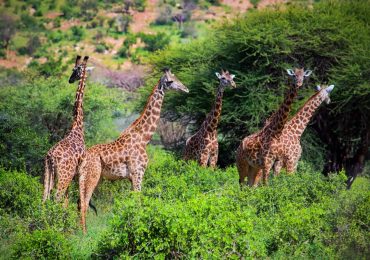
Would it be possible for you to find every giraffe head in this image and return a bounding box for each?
[68,56,89,84]
[315,84,335,104]
[286,68,312,88]
[160,68,189,93]
[215,69,236,89]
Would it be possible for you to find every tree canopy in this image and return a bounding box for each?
[144,0,370,170]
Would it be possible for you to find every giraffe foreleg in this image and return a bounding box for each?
[198,150,210,167]
[253,168,263,187]
[261,159,274,186]
[208,143,219,168]
[273,160,284,176]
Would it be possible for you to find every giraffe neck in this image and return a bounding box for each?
[262,83,298,137]
[286,91,326,138]
[124,81,165,144]
[201,84,224,133]
[71,67,87,131]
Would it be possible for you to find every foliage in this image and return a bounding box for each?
[12,228,71,259]
[138,32,170,52]
[0,71,125,175]
[70,26,86,41]
[94,147,370,258]
[146,0,370,168]
[0,169,78,259]
[0,12,17,49]
[95,43,107,53]
[17,35,41,56]
[0,169,41,216]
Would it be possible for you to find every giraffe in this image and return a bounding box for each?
[183,69,236,167]
[78,68,188,233]
[236,68,312,187]
[43,55,90,204]
[271,84,335,175]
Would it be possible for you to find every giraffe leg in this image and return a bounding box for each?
[253,168,263,187]
[261,159,274,186]
[129,153,148,192]
[79,155,101,234]
[198,150,209,167]
[273,160,284,176]
[208,145,219,168]
[237,158,249,187]
[55,161,77,204]
[286,158,298,174]
[247,166,261,187]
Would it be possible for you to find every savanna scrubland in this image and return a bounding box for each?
[0,0,369,258]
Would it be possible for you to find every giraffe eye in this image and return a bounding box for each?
[166,80,173,85]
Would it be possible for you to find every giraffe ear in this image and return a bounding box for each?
[326,85,335,93]
[231,74,235,79]
[286,69,294,76]
[304,70,312,77]
[315,85,321,91]
[215,72,221,79]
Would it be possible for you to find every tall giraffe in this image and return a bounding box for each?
[236,68,312,187]
[183,70,236,167]
[78,68,188,233]
[271,84,335,175]
[43,55,90,203]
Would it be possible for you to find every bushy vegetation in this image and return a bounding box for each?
[0,70,125,175]
[94,147,369,258]
[0,148,368,258]
[0,169,78,259]
[146,0,370,170]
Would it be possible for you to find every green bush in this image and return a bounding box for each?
[117,34,137,58]
[95,43,107,53]
[138,32,170,52]
[0,169,41,216]
[93,148,369,258]
[48,30,64,43]
[70,26,85,41]
[12,228,71,259]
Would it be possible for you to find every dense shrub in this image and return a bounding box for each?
[70,26,86,41]
[95,43,107,53]
[138,32,170,52]
[117,34,137,58]
[0,72,125,175]
[146,0,370,169]
[0,169,41,216]
[93,148,370,258]
[12,229,71,259]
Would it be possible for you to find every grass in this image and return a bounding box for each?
[69,208,111,259]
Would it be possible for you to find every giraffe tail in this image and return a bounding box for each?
[77,198,98,215]
[43,155,55,202]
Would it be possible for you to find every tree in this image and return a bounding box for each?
[0,12,16,57]
[145,0,370,178]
